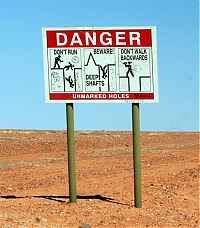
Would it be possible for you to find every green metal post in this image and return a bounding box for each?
[66,103,77,203]
[132,103,142,208]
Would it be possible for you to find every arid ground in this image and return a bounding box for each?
[0,130,199,227]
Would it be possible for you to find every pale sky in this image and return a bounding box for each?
[0,0,199,131]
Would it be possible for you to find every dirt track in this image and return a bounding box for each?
[0,130,199,227]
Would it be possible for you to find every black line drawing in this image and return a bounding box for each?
[74,68,82,91]
[51,71,61,84]
[64,62,74,71]
[71,56,80,64]
[50,71,64,92]
[119,61,134,91]
[85,52,116,92]
[139,76,151,91]
[119,48,153,93]
[65,75,75,88]
[50,50,82,92]
[100,65,108,79]
[123,62,134,77]
[53,55,63,69]
[119,75,130,91]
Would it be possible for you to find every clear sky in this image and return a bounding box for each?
[0,0,199,131]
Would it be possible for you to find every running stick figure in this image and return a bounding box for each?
[53,55,63,69]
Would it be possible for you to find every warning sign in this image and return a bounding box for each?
[42,27,158,103]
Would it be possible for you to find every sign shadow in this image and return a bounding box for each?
[0,194,129,206]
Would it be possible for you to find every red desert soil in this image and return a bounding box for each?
[0,130,199,227]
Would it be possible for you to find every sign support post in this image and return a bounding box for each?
[132,103,142,208]
[66,103,77,203]
[43,27,158,207]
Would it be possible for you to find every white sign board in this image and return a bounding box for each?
[42,26,158,103]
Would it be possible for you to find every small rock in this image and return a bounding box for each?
[79,224,91,228]
[34,217,47,224]
[35,217,41,223]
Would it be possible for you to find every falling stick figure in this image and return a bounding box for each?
[53,55,63,69]
[64,62,74,71]
[100,65,108,79]
[65,75,74,88]
[123,62,134,77]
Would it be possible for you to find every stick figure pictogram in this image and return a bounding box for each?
[64,62,74,71]
[123,62,134,77]
[53,55,63,69]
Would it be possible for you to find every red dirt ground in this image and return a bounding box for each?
[0,130,199,227]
